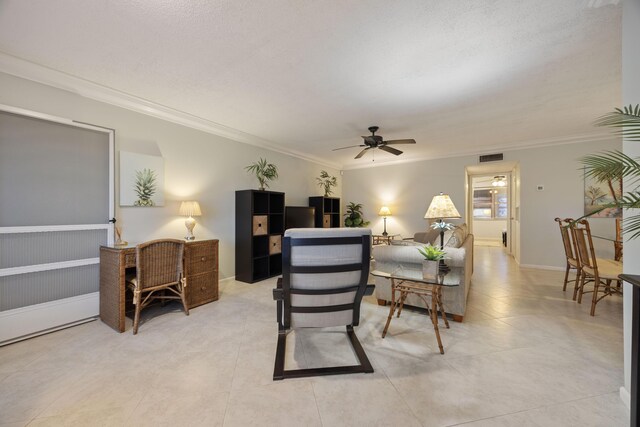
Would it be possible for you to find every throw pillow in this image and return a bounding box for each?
[445,226,466,248]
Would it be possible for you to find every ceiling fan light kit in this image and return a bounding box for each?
[333,126,416,159]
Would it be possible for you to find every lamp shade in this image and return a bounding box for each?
[179,201,202,217]
[378,206,392,217]
[424,193,461,219]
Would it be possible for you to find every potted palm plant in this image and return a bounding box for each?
[245,158,278,191]
[316,170,338,196]
[417,244,446,278]
[582,104,640,238]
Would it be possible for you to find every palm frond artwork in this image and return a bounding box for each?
[133,168,157,206]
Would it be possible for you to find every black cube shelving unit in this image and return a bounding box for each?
[236,190,285,283]
[308,196,341,228]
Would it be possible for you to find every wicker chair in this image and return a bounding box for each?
[571,220,623,316]
[615,217,623,262]
[272,228,374,380]
[126,239,189,334]
[555,217,581,299]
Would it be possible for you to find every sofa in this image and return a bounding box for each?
[372,224,474,321]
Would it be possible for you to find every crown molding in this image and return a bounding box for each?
[0,52,341,170]
[342,132,618,170]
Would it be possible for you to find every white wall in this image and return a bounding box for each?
[344,138,620,268]
[622,0,640,408]
[473,220,507,241]
[0,72,341,280]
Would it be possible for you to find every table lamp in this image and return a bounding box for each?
[424,192,461,272]
[378,206,392,236]
[179,201,202,241]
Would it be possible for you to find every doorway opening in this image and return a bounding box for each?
[465,161,520,261]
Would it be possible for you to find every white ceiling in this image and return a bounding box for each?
[0,0,621,169]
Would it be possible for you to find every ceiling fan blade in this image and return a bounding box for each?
[332,144,366,151]
[354,148,370,159]
[384,139,416,145]
[379,145,403,156]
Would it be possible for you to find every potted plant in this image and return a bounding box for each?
[581,104,640,238]
[316,170,338,197]
[417,244,446,278]
[344,202,370,227]
[245,158,278,191]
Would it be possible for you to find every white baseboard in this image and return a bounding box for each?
[0,292,99,345]
[220,275,235,283]
[519,264,565,272]
[620,386,631,411]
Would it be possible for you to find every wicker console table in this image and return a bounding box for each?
[100,239,219,332]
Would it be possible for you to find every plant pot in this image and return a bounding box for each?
[422,260,439,279]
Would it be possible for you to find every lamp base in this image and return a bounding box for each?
[184,217,196,241]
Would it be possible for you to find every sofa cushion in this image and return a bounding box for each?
[414,228,440,244]
[445,226,466,248]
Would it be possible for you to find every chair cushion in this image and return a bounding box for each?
[583,258,623,280]
[125,273,138,288]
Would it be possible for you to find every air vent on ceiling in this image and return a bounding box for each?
[479,153,504,163]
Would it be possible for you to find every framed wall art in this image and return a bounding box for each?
[583,168,621,218]
[120,151,165,207]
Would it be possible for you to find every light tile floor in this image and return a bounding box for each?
[0,246,629,426]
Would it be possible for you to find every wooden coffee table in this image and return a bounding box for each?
[371,267,461,354]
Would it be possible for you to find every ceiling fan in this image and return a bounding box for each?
[332,126,416,159]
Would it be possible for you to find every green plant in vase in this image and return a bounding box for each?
[133,168,157,206]
[418,244,446,278]
[316,170,338,196]
[344,202,370,227]
[245,158,278,191]
[417,244,446,261]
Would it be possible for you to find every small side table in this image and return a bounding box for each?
[371,267,461,354]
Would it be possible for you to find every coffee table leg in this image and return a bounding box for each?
[396,291,408,318]
[382,279,397,338]
[437,287,450,329]
[432,287,444,354]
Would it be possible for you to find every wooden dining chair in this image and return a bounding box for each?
[126,239,189,334]
[615,217,623,262]
[555,218,581,300]
[571,219,623,316]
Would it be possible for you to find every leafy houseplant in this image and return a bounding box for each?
[316,170,338,197]
[581,104,640,238]
[133,168,157,207]
[417,244,446,278]
[245,158,278,191]
[417,244,447,261]
[344,202,370,227]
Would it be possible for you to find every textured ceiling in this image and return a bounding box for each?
[0,0,621,169]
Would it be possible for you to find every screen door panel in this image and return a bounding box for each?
[0,107,113,344]
[0,111,109,227]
